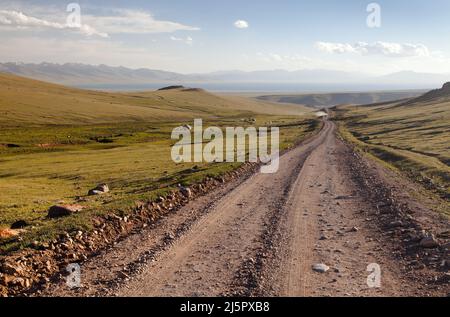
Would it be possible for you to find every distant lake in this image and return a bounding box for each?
[74,82,434,94]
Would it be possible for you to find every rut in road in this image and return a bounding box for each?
[118,121,420,297]
[266,122,410,296]
[45,120,447,297]
[118,123,333,296]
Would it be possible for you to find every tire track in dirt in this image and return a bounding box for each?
[44,120,449,297]
[117,123,332,297]
[258,121,448,297]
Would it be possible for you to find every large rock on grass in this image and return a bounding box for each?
[48,204,84,218]
[10,220,28,229]
[88,184,110,196]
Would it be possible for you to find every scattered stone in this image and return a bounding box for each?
[10,220,28,229]
[0,274,14,286]
[420,235,440,249]
[164,232,175,241]
[0,285,8,297]
[1,262,24,276]
[312,263,330,273]
[10,277,26,288]
[437,231,450,239]
[388,220,404,228]
[180,187,192,198]
[118,271,130,279]
[88,184,110,196]
[48,204,84,218]
[0,229,22,239]
[445,258,450,268]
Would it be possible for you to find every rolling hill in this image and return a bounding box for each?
[0,73,319,253]
[257,91,426,108]
[0,73,308,127]
[337,82,450,201]
[397,82,450,107]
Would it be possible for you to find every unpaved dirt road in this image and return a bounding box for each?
[45,121,449,297]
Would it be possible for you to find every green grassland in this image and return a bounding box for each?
[336,94,450,214]
[0,73,318,252]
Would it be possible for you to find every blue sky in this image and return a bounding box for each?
[0,0,449,74]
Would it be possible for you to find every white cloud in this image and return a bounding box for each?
[0,10,108,37]
[256,52,313,64]
[234,20,249,29]
[0,9,200,37]
[315,42,357,54]
[270,54,283,62]
[170,35,193,45]
[85,10,199,34]
[315,41,430,57]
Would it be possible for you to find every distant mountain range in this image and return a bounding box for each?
[0,62,448,90]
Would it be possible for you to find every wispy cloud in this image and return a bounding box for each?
[0,10,108,37]
[170,35,193,45]
[85,9,200,34]
[315,41,430,57]
[234,20,249,29]
[0,8,200,37]
[256,52,313,64]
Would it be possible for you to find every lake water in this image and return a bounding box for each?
[74,82,433,93]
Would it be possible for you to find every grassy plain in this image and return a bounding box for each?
[0,73,317,252]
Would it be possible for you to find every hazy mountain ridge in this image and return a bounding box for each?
[0,62,448,88]
[0,62,191,84]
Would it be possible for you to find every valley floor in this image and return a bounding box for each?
[41,121,449,297]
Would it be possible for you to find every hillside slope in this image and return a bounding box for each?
[0,73,307,127]
[337,83,450,201]
[398,82,450,107]
[257,91,425,108]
